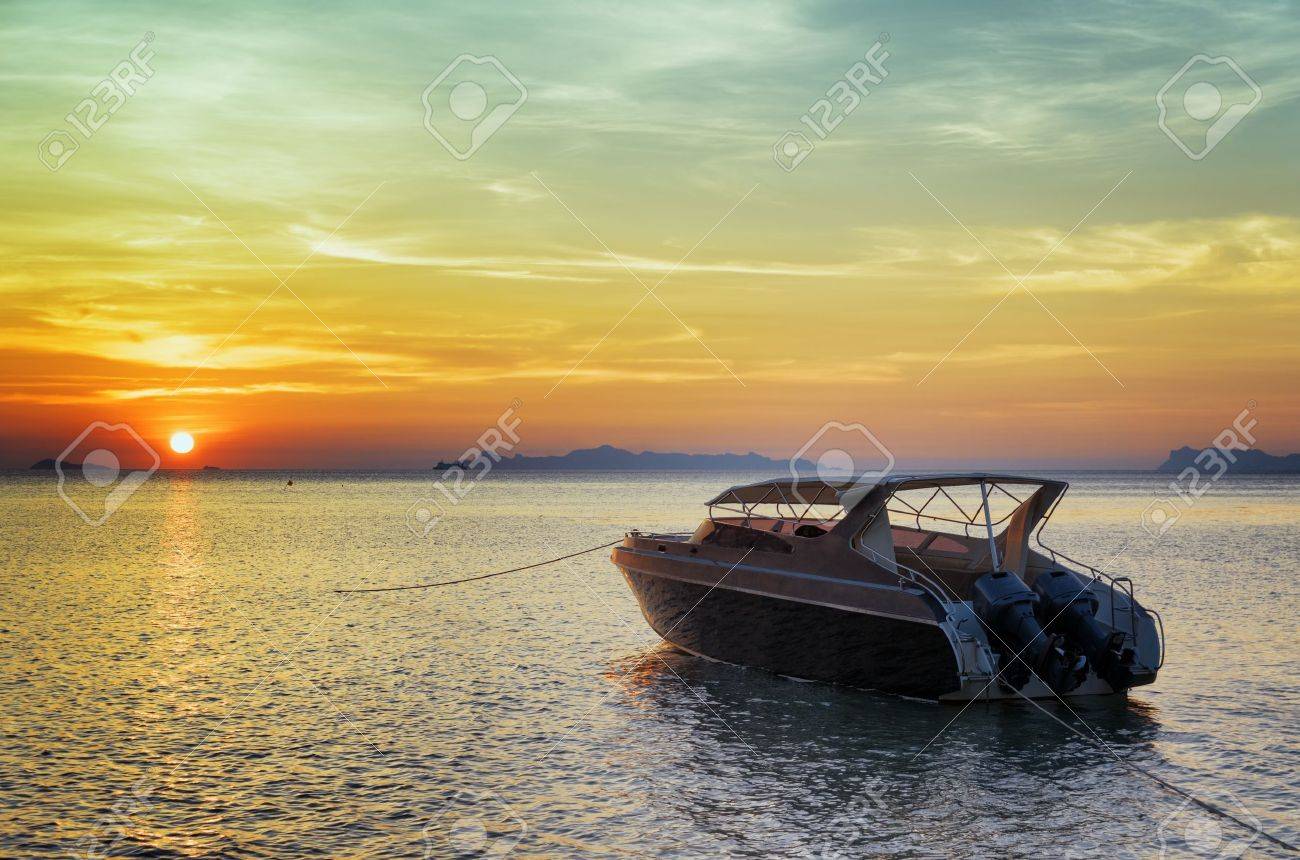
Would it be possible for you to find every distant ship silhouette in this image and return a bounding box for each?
[433,459,472,471]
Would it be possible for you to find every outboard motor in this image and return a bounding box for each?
[972,570,1086,694]
[1032,568,1145,691]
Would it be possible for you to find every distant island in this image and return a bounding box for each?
[460,444,816,471]
[1156,447,1300,474]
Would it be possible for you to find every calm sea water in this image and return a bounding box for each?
[1,470,1296,858]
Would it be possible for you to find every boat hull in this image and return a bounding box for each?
[620,567,963,700]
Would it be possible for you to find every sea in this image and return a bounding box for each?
[0,470,1296,858]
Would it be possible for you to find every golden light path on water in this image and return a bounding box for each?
[0,471,1296,857]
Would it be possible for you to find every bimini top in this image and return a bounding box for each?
[706,473,1068,509]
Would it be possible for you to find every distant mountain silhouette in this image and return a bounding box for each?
[30,458,77,470]
[1156,446,1300,474]
[485,444,815,471]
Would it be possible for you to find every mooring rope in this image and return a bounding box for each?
[334,534,1295,852]
[1011,687,1296,852]
[333,539,624,594]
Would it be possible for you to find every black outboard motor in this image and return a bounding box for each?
[1032,568,1143,691]
[972,570,1086,694]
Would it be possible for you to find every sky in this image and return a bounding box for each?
[2,0,1298,469]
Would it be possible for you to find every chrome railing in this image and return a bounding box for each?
[1033,534,1166,670]
[853,540,962,610]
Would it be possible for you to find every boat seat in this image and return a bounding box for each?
[995,486,1052,577]
[693,520,793,554]
[711,517,838,538]
[770,518,836,537]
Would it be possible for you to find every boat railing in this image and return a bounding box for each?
[852,540,962,611]
[898,561,964,612]
[1033,530,1166,670]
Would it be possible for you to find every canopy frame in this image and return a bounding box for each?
[705,473,1066,543]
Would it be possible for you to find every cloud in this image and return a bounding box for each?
[294,226,875,280]
[857,214,1300,297]
[883,343,1111,367]
[102,381,376,400]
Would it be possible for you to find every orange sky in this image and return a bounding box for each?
[4,2,1298,469]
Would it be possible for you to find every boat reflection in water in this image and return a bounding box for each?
[612,474,1165,702]
[606,644,1164,855]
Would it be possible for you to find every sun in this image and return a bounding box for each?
[169,431,195,454]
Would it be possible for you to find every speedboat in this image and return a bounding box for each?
[611,474,1164,702]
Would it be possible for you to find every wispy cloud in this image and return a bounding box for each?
[3,0,1299,465]
[297,227,867,280]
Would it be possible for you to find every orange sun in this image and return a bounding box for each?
[169,431,195,454]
